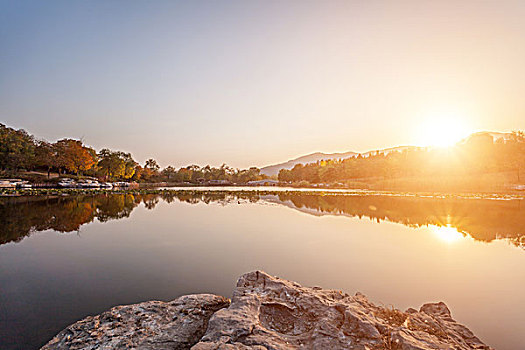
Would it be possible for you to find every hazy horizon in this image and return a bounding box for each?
[1,120,514,169]
[2,1,524,168]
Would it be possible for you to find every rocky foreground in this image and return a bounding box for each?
[42,271,492,350]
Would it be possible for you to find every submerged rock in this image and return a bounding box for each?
[42,271,492,349]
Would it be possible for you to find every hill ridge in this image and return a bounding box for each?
[260,131,514,176]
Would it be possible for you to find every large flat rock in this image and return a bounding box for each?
[41,294,230,350]
[42,271,492,349]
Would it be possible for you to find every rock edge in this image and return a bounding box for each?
[42,271,492,349]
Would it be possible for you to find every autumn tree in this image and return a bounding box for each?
[54,139,96,175]
[121,152,137,179]
[132,164,143,181]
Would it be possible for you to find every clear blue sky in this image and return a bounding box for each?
[1,0,524,168]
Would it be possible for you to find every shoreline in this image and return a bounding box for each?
[2,186,525,200]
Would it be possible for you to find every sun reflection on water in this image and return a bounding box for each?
[431,225,464,243]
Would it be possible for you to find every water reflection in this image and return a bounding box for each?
[1,191,524,350]
[1,194,138,244]
[1,191,524,249]
[430,225,464,243]
[272,193,525,248]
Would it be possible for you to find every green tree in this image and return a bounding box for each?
[278,169,293,182]
[0,123,36,171]
[161,166,177,180]
[34,141,56,178]
[145,158,160,172]
[97,149,137,180]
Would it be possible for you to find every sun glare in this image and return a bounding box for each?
[431,225,464,243]
[417,110,471,148]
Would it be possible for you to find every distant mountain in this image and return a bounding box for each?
[261,131,516,176]
[260,151,357,176]
[260,146,415,176]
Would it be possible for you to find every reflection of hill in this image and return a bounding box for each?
[271,193,525,247]
[2,192,523,249]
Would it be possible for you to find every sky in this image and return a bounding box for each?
[1,0,524,168]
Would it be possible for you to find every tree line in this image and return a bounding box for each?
[0,123,264,183]
[278,132,525,184]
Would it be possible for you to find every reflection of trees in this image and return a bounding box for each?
[169,191,260,205]
[165,191,524,248]
[142,194,160,210]
[2,192,523,249]
[96,194,137,222]
[0,194,140,245]
[49,200,97,232]
[274,193,525,246]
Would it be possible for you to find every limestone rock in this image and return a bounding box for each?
[193,271,492,350]
[42,271,493,350]
[41,294,230,350]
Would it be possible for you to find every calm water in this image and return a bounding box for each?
[0,190,524,349]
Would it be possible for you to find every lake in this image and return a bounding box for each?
[0,189,524,349]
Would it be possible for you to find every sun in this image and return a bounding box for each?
[416,110,471,148]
